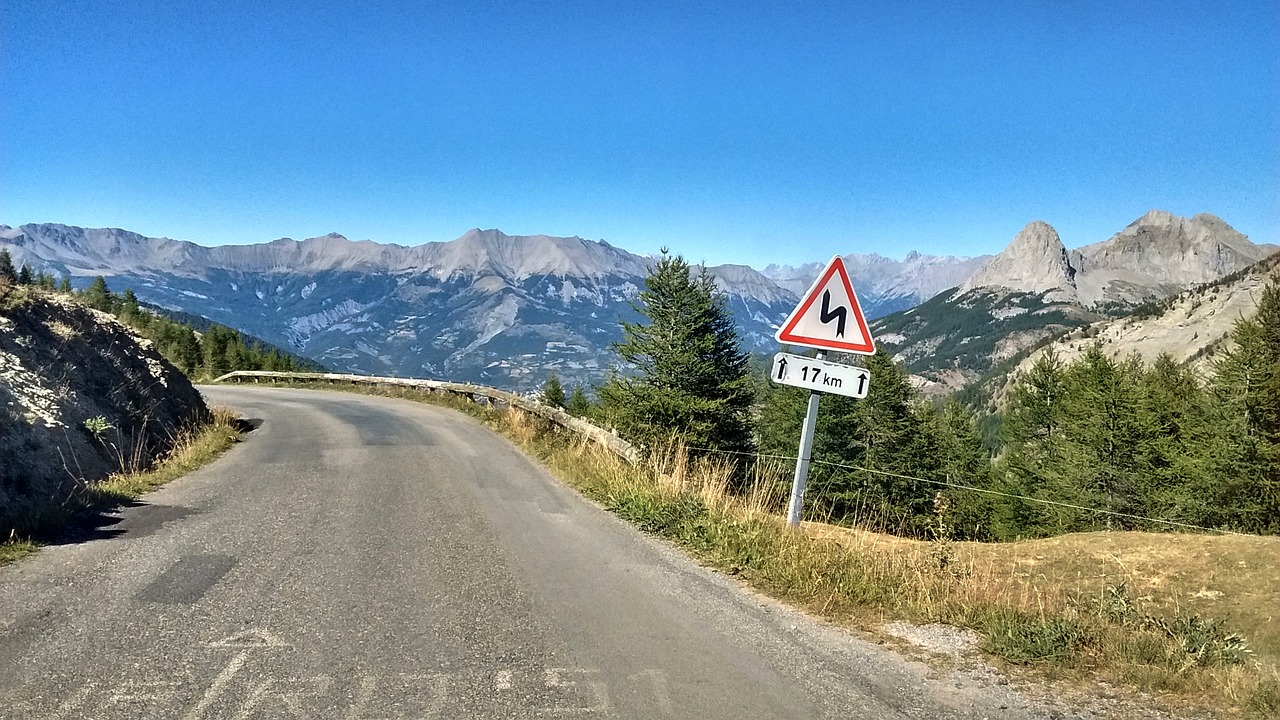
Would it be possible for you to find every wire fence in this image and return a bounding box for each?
[682,444,1251,537]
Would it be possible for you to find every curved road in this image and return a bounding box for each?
[0,387,1062,719]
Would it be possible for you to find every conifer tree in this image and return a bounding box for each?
[17,264,33,286]
[542,372,566,408]
[1060,346,1148,526]
[58,276,72,293]
[0,249,15,283]
[927,398,995,539]
[566,386,592,417]
[84,276,112,311]
[995,348,1077,537]
[599,251,754,456]
[1210,272,1280,532]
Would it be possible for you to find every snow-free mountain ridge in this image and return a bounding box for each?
[2,211,1272,391]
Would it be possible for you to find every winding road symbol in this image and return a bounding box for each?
[819,290,847,338]
[774,256,875,355]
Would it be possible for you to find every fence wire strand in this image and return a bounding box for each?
[681,444,1250,536]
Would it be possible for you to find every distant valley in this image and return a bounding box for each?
[1,212,1274,392]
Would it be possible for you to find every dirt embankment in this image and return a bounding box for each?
[0,286,208,535]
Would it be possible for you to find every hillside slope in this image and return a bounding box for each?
[1013,251,1280,378]
[0,285,208,535]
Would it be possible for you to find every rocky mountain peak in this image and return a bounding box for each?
[429,228,647,281]
[1131,209,1179,227]
[959,221,1076,299]
[1069,210,1271,304]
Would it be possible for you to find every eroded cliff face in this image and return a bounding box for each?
[0,286,208,534]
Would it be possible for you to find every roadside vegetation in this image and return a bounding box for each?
[2,258,249,564]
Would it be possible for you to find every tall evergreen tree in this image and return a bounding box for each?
[1059,347,1149,526]
[1138,353,1214,524]
[995,348,1079,537]
[542,372,566,408]
[566,386,592,417]
[599,251,754,456]
[83,276,112,311]
[926,398,996,539]
[58,275,72,293]
[1209,272,1280,532]
[0,249,15,283]
[16,264,33,286]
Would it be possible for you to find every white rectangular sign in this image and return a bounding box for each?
[770,352,870,398]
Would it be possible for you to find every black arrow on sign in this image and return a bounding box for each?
[819,290,847,338]
[776,356,788,380]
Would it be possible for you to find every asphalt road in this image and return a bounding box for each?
[0,387,1069,719]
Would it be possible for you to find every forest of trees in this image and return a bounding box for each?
[566,251,1280,541]
[78,276,318,379]
[0,255,316,381]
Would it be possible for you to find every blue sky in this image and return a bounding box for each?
[2,1,1276,267]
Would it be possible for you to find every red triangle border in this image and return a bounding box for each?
[775,257,876,354]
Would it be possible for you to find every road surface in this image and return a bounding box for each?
[0,386,1065,719]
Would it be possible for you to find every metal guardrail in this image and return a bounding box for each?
[210,370,639,464]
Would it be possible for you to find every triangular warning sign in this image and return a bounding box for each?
[775,256,876,355]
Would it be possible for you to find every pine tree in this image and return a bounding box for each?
[995,348,1077,537]
[566,386,592,417]
[1059,346,1149,527]
[58,276,72,293]
[542,372,566,408]
[1138,353,1213,523]
[83,276,112,311]
[599,251,754,456]
[17,264,33,286]
[927,398,996,539]
[118,288,141,323]
[0,250,15,283]
[1209,272,1280,532]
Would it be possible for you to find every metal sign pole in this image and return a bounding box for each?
[786,350,825,527]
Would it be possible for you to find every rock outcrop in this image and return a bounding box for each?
[0,286,208,535]
[1069,211,1274,305]
[960,211,1275,307]
[960,221,1078,301]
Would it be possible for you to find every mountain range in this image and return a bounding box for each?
[1,211,1273,391]
[874,211,1277,390]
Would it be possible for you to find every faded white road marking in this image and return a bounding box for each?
[495,669,513,691]
[544,668,610,714]
[182,650,249,720]
[207,628,290,648]
[629,669,673,715]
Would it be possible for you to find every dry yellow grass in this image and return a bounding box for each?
[808,524,1280,663]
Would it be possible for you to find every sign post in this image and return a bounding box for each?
[786,351,825,526]
[773,256,876,528]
